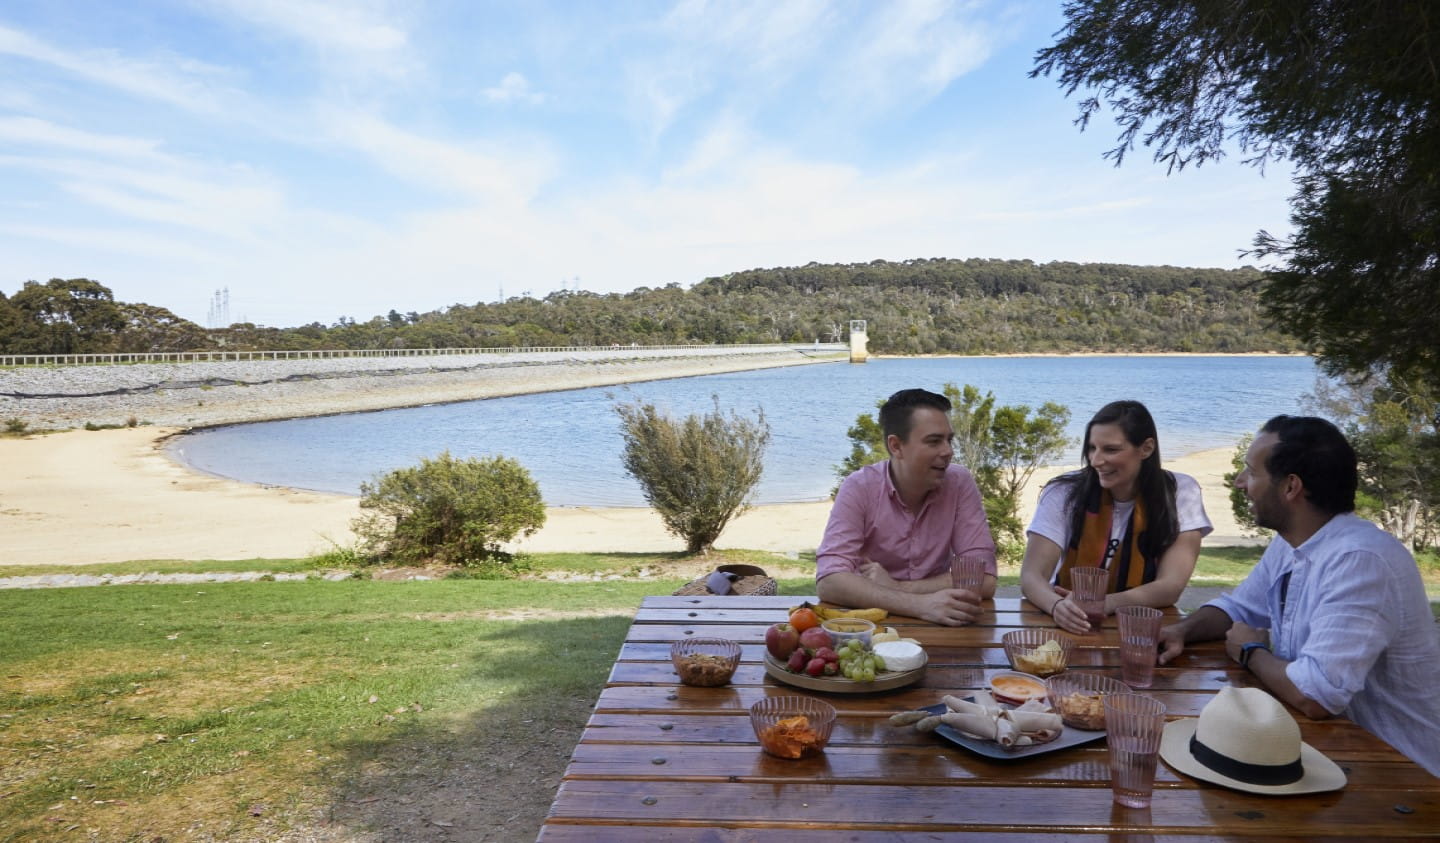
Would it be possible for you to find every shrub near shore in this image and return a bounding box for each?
[353,452,546,568]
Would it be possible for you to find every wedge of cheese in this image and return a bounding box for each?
[873,641,926,672]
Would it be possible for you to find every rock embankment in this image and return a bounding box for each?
[1,346,844,430]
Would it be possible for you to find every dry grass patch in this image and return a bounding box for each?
[3,649,320,722]
[6,746,336,842]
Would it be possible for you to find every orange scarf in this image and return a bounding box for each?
[1055,486,1155,593]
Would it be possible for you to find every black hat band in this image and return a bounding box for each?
[1189,734,1304,786]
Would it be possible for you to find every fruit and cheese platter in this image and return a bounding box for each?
[762,604,928,694]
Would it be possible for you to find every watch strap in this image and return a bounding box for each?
[1240,641,1270,668]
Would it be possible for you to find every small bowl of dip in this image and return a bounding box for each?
[821,617,875,648]
[989,670,1048,705]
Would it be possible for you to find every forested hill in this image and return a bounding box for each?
[1,259,1300,355]
[691,259,1296,354]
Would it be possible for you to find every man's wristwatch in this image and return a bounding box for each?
[1239,641,1271,668]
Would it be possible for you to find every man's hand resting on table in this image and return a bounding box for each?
[911,588,983,626]
[816,565,986,627]
[858,561,984,624]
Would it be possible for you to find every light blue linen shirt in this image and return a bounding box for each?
[1208,512,1440,776]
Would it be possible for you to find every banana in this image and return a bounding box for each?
[791,603,889,623]
[817,608,881,622]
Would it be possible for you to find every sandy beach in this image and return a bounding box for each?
[0,423,1252,567]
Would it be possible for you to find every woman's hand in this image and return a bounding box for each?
[1048,588,1092,634]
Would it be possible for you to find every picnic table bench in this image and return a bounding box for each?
[540,594,1439,839]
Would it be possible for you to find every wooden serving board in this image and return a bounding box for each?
[762,652,926,693]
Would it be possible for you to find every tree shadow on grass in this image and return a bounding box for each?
[322,614,632,842]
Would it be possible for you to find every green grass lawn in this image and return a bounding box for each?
[6,544,1435,840]
[0,576,680,841]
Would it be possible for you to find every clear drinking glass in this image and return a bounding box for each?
[1117,606,1164,688]
[1103,693,1167,808]
[950,555,987,595]
[1068,567,1109,631]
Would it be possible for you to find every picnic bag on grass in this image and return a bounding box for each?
[673,563,778,597]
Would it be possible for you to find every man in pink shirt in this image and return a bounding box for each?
[816,388,998,626]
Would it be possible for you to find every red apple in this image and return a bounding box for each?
[805,657,827,677]
[786,648,808,673]
[765,622,799,660]
[799,626,832,652]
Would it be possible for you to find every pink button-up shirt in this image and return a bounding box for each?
[816,461,997,581]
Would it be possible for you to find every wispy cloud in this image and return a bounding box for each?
[625,0,1011,141]
[626,0,832,138]
[482,72,544,105]
[0,150,285,240]
[319,108,555,205]
[194,0,408,53]
[0,23,237,115]
[839,0,1002,105]
[0,221,223,262]
[660,0,832,75]
[0,116,163,160]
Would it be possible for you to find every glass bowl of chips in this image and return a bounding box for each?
[1002,629,1075,677]
[670,637,741,687]
[749,696,836,758]
[1044,671,1130,730]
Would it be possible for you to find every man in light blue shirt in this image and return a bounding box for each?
[1158,415,1440,776]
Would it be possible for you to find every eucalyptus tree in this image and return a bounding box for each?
[1033,0,1440,386]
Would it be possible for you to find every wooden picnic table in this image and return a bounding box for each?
[540,594,1439,839]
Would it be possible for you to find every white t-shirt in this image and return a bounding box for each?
[1027,471,1213,579]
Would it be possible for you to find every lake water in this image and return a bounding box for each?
[170,355,1322,506]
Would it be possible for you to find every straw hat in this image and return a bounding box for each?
[1160,686,1346,795]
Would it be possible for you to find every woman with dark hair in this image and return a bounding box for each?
[1020,400,1212,634]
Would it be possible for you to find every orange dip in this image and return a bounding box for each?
[991,674,1046,702]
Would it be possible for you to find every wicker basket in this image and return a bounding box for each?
[673,564,778,596]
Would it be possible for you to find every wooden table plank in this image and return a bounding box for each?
[540,828,1261,842]
[605,661,1248,696]
[561,740,1428,790]
[634,595,1170,616]
[543,780,1438,836]
[632,607,1044,627]
[616,641,1240,671]
[630,621,1181,648]
[590,683,1234,718]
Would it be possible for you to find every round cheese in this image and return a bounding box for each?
[873,641,926,672]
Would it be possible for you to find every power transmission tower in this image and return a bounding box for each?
[205,288,233,328]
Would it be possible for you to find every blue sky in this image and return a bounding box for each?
[0,1,1295,328]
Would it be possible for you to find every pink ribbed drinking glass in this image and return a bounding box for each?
[1117,606,1164,688]
[1104,693,1167,808]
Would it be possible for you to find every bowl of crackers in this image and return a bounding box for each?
[1044,671,1130,730]
[1002,628,1075,677]
[750,696,836,758]
[670,637,741,687]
